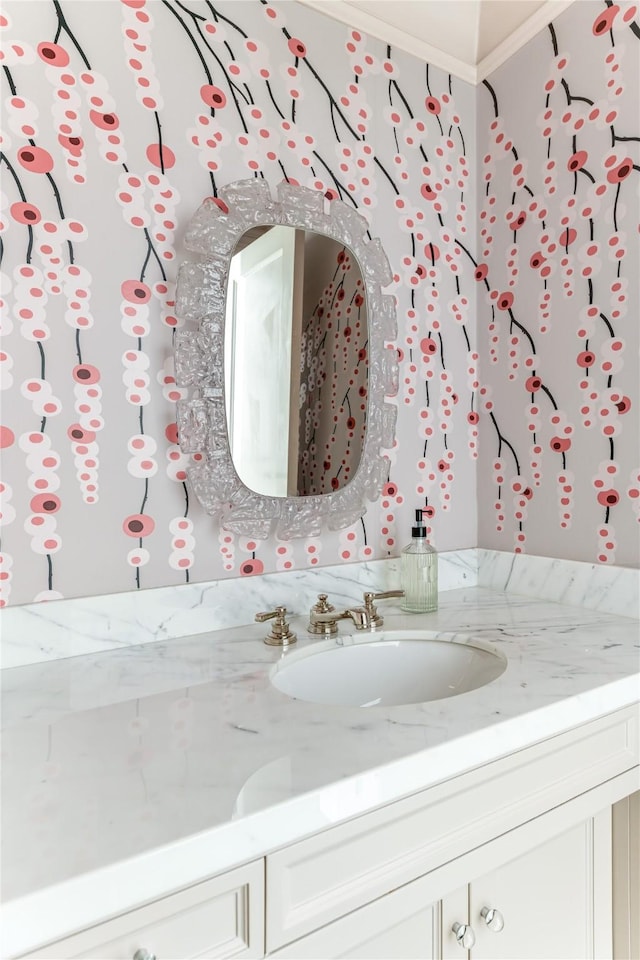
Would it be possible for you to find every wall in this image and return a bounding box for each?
[0,0,478,606]
[476,2,639,566]
[2,2,637,610]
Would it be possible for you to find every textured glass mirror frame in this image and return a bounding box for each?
[174,179,398,540]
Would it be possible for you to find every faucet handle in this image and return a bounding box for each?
[362,589,404,628]
[364,590,405,603]
[255,606,297,646]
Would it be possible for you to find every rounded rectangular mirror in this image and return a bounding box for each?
[174,178,398,540]
[225,225,367,498]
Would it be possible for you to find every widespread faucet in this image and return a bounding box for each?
[307,589,404,636]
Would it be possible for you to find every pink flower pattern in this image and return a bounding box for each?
[0,0,637,604]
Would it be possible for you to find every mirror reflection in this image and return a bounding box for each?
[225,226,368,499]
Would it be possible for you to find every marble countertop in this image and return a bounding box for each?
[2,584,639,955]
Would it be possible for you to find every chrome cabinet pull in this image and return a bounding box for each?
[481,905,505,932]
[452,921,476,949]
[132,950,156,960]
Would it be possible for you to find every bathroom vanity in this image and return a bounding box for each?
[1,582,638,959]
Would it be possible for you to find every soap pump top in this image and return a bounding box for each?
[411,508,427,538]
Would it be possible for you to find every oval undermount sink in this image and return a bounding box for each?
[270,630,507,707]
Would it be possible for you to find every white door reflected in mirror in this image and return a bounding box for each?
[225,225,302,498]
[224,225,368,499]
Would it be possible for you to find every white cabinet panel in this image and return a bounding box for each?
[469,812,611,960]
[270,874,440,959]
[23,860,264,960]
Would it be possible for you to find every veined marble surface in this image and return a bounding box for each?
[1,584,638,956]
[2,548,637,670]
[0,550,477,669]
[478,549,640,619]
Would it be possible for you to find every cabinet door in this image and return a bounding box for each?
[270,873,441,959]
[468,812,611,960]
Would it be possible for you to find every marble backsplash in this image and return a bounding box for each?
[1,548,637,669]
[0,550,475,669]
[478,550,639,620]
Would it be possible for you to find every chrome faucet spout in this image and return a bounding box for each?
[307,608,351,637]
[308,607,368,633]
[342,607,370,629]
[310,610,350,625]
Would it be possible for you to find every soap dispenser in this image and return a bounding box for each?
[400,508,438,612]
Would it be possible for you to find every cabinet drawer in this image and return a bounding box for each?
[267,705,639,950]
[23,860,264,959]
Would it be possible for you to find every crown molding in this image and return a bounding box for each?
[295,0,577,86]
[477,1,576,82]
[295,0,478,85]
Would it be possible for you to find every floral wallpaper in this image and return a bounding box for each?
[0,0,477,606]
[477,1,639,566]
[0,1,637,609]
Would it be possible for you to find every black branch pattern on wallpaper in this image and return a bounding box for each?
[473,6,638,560]
[0,0,637,606]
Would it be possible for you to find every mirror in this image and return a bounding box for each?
[174,179,398,540]
[225,226,367,498]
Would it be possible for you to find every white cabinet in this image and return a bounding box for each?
[23,860,264,960]
[16,705,639,960]
[443,812,612,960]
[271,811,612,960]
[266,705,637,955]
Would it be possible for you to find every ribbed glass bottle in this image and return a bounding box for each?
[400,510,438,612]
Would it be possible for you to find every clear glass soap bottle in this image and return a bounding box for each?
[400,509,438,613]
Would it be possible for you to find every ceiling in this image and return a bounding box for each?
[296,0,576,84]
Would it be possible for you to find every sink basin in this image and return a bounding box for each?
[270,631,506,707]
